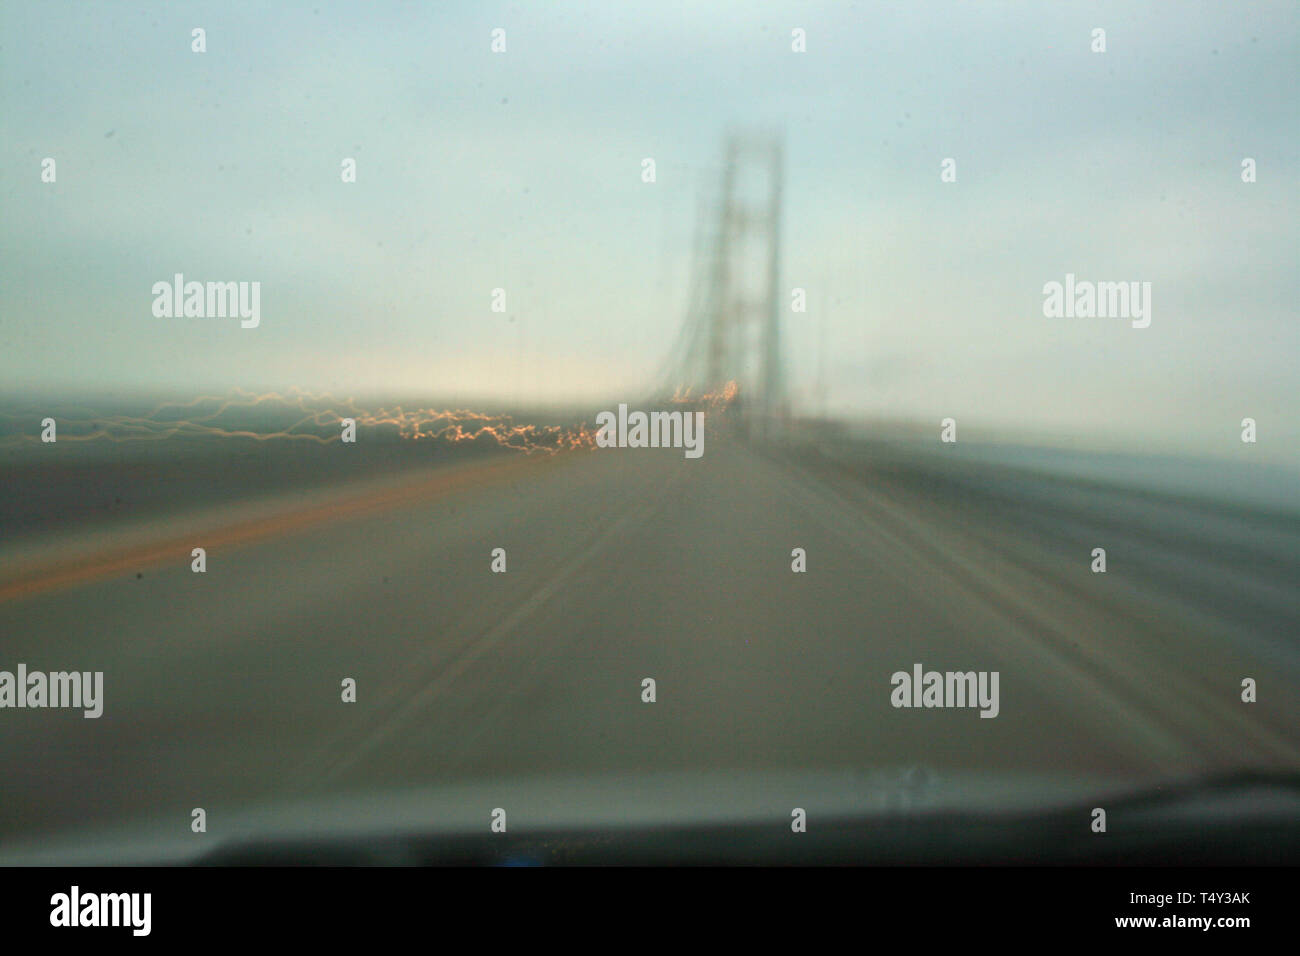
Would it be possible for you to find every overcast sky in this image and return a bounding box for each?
[2,1,1296,462]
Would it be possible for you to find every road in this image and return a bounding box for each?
[1,433,1298,854]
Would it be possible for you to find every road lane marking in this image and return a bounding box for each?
[0,452,575,605]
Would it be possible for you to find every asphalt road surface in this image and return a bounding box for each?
[2,433,1298,854]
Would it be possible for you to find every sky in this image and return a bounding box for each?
[2,1,1297,463]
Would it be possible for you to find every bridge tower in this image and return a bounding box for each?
[657,133,788,437]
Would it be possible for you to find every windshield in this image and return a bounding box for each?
[1,0,1297,869]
